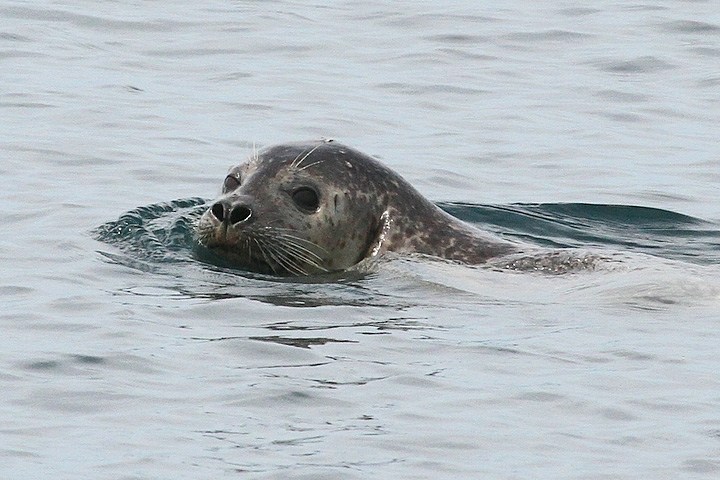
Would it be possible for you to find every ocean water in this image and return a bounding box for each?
[2,1,720,478]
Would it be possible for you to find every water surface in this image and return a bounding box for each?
[2,1,720,478]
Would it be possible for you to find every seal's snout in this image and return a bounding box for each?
[230,205,252,224]
[210,200,253,225]
[210,201,228,223]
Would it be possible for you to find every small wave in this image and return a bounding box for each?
[94,200,720,280]
[94,197,208,264]
[441,202,720,265]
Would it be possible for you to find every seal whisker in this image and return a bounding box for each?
[290,146,310,168]
[290,142,323,169]
[278,252,310,276]
[253,238,279,275]
[273,234,330,270]
[275,233,328,259]
[280,241,325,265]
[262,240,308,276]
[296,159,326,172]
[260,232,321,274]
[252,229,326,274]
[273,231,330,254]
[278,242,328,272]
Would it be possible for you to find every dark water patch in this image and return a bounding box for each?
[622,4,667,12]
[310,376,389,388]
[513,391,564,402]
[662,20,720,34]
[437,48,497,61]
[593,111,645,123]
[210,71,253,82]
[184,287,390,308]
[596,56,676,74]
[264,317,434,334]
[24,360,61,371]
[69,354,105,365]
[0,6,196,32]
[0,286,34,296]
[375,82,488,96]
[22,354,105,373]
[0,101,56,109]
[690,47,720,57]
[0,50,48,60]
[697,76,720,88]
[503,30,592,42]
[595,89,649,104]
[381,12,498,28]
[222,102,274,111]
[558,7,601,17]
[142,47,245,58]
[597,407,638,421]
[249,335,357,349]
[682,459,720,474]
[424,34,490,44]
[0,32,33,42]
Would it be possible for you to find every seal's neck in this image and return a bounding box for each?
[385,202,517,264]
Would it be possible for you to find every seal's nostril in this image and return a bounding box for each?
[211,202,226,222]
[230,205,252,224]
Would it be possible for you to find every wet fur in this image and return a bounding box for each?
[197,139,518,275]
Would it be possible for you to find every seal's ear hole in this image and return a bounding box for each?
[223,175,240,192]
[292,187,320,212]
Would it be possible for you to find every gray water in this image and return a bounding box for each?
[2,1,720,478]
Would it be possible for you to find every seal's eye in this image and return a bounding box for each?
[292,187,319,212]
[223,175,240,192]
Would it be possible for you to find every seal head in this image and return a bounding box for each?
[196,140,517,275]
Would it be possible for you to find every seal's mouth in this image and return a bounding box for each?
[196,212,330,276]
[195,241,280,275]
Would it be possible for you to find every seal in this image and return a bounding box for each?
[196,139,519,275]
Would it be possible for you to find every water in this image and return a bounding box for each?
[2,1,720,478]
